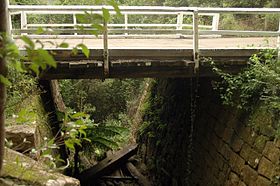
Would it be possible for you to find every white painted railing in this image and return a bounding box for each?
[7,5,280,72]
[8,5,220,37]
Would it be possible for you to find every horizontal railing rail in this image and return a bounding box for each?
[7,5,280,74]
[8,5,220,38]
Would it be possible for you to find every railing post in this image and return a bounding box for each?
[212,13,220,31]
[20,11,27,35]
[103,20,109,77]
[7,9,12,35]
[193,9,199,73]
[124,13,128,36]
[176,12,183,30]
[176,12,183,38]
[73,13,77,35]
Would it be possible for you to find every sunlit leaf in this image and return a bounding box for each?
[12,61,25,72]
[79,129,87,137]
[108,0,121,17]
[58,42,69,48]
[90,29,99,37]
[37,49,57,68]
[91,24,104,32]
[76,14,88,24]
[6,42,20,57]
[90,13,104,22]
[29,63,40,76]
[77,43,90,58]
[36,27,45,35]
[71,112,87,119]
[65,139,75,150]
[0,75,11,86]
[83,137,91,142]
[21,35,35,49]
[102,8,110,23]
[72,47,78,55]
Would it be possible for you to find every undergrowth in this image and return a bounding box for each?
[212,49,280,137]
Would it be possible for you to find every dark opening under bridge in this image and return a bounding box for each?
[8,5,280,79]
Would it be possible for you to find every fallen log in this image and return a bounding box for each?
[126,162,151,186]
[78,144,138,185]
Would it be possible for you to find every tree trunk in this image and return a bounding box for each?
[0,0,9,175]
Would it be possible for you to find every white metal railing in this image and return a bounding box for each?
[7,5,280,73]
[8,5,220,37]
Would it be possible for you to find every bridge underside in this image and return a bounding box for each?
[36,48,259,79]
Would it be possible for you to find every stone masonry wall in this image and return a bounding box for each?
[139,78,280,186]
[191,78,280,186]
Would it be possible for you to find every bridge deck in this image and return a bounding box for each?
[16,37,277,79]
[16,37,276,49]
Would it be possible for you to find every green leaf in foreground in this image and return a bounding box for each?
[77,43,90,58]
[58,42,69,48]
[102,8,110,22]
[21,35,35,49]
[37,49,57,68]
[35,27,45,35]
[0,75,11,86]
[108,0,121,17]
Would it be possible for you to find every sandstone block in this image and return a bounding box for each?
[240,143,261,168]
[5,125,36,153]
[256,176,271,186]
[229,151,245,173]
[231,134,244,153]
[239,127,256,145]
[263,141,280,163]
[275,139,280,148]
[227,172,240,186]
[238,181,247,186]
[241,165,258,186]
[258,157,274,179]
[223,127,234,144]
[220,144,232,161]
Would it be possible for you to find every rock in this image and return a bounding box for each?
[263,141,280,163]
[2,148,80,186]
[256,176,271,186]
[5,125,36,153]
[241,165,258,186]
[258,157,275,179]
[226,172,240,186]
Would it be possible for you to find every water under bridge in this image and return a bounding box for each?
[8,5,280,79]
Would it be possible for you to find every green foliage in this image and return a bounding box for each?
[62,111,129,150]
[30,137,65,170]
[3,0,132,176]
[138,80,166,137]
[62,110,128,172]
[212,49,280,112]
[59,79,144,122]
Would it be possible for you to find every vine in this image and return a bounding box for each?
[212,49,280,112]
[212,49,280,137]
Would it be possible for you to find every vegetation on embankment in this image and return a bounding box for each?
[2,148,80,185]
[212,49,280,135]
[137,50,280,185]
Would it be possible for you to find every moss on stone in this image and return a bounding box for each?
[2,148,79,186]
[248,106,275,138]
